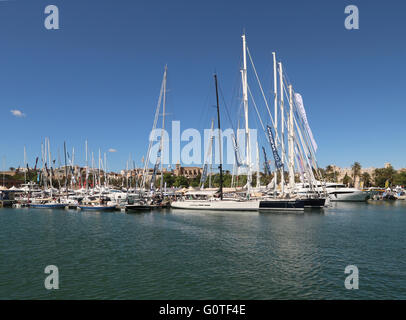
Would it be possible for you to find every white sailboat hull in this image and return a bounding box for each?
[171,199,259,211]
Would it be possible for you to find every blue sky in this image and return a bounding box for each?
[1,0,405,172]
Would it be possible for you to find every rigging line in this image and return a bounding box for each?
[221,51,244,134]
[280,72,315,157]
[247,85,265,132]
[141,70,165,189]
[249,92,267,146]
[277,78,316,183]
[292,109,319,186]
[244,66,283,148]
[218,82,238,134]
[198,79,213,132]
[232,54,243,102]
[247,85,273,167]
[247,84,290,169]
[218,78,246,174]
[283,79,321,177]
[236,87,244,128]
[246,46,277,134]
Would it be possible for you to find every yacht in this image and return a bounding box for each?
[170,72,261,212]
[325,183,369,201]
[171,190,260,211]
[295,182,369,202]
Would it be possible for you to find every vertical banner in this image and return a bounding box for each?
[232,133,244,167]
[266,125,283,169]
[200,163,208,186]
[294,93,318,152]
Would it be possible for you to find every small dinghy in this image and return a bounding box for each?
[29,198,67,209]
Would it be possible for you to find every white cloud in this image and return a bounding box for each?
[108,148,117,153]
[10,109,25,117]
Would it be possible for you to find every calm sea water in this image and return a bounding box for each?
[0,201,405,300]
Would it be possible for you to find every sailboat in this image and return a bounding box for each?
[171,73,260,211]
[126,66,170,212]
[77,145,116,211]
[29,202,67,209]
[30,138,67,209]
[237,40,324,210]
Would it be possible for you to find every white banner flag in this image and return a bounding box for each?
[294,93,318,152]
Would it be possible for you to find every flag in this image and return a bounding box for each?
[200,163,208,185]
[232,133,245,167]
[266,125,283,169]
[294,93,318,152]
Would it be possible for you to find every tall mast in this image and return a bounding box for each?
[201,119,214,190]
[126,159,129,190]
[42,140,47,190]
[48,138,53,197]
[2,156,5,187]
[129,154,132,189]
[288,84,295,190]
[241,33,251,194]
[92,152,94,189]
[272,52,278,194]
[214,74,223,200]
[24,146,27,184]
[98,150,101,201]
[64,142,68,199]
[43,139,47,190]
[256,142,260,189]
[85,140,88,192]
[209,120,215,189]
[230,131,236,188]
[72,147,75,189]
[98,149,101,189]
[141,67,166,191]
[104,152,107,188]
[278,62,285,196]
[160,65,167,194]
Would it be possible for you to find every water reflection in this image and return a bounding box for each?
[1,202,405,299]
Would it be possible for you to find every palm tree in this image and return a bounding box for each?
[342,173,352,186]
[361,172,371,188]
[351,162,362,187]
[324,165,335,182]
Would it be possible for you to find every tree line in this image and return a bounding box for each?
[4,162,405,189]
[319,162,406,188]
